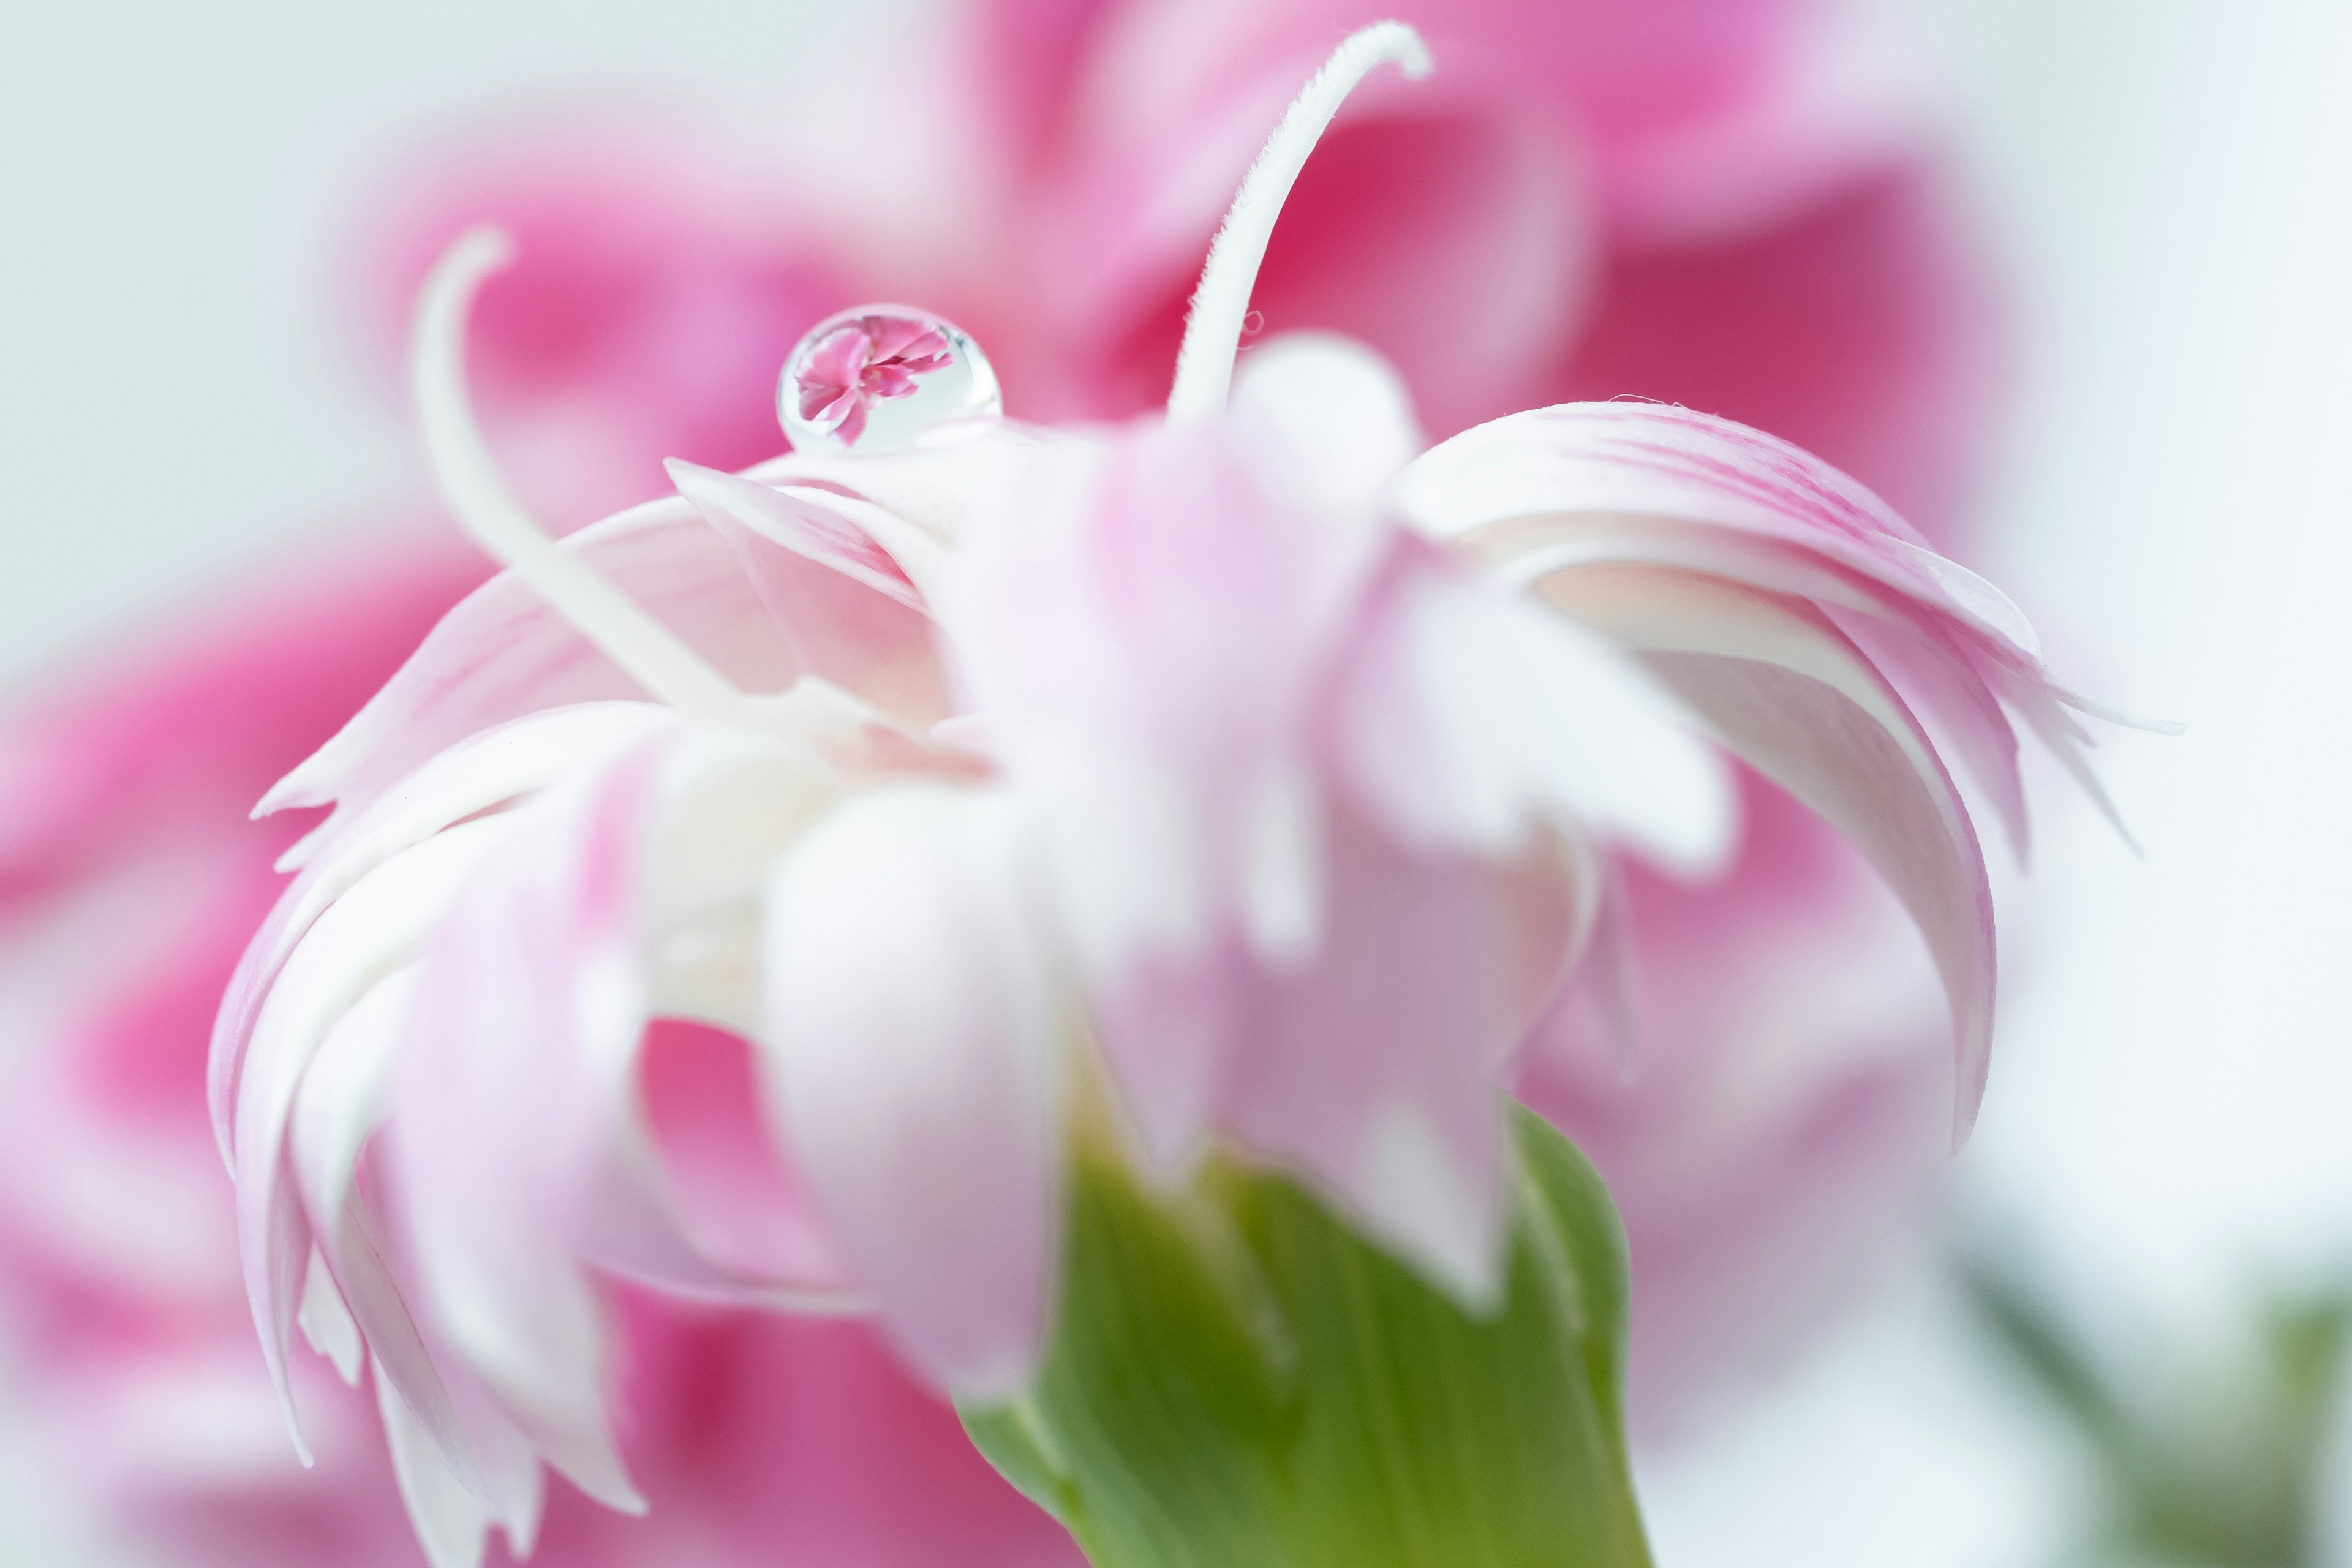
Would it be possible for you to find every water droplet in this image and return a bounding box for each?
[778,306,1001,456]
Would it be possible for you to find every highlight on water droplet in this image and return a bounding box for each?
[778,306,1001,455]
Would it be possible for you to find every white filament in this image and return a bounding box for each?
[1164,21,1432,424]
[412,228,745,718]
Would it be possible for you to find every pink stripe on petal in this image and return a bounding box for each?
[1396,402,2041,653]
[1826,603,2029,861]
[1545,565,1994,1136]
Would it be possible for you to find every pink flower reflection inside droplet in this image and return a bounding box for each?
[793,312,956,447]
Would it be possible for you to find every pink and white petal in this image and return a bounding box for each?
[761,784,1060,1400]
[666,460,932,609]
[297,1249,364,1386]
[260,496,794,839]
[1825,603,2029,858]
[1336,559,1733,875]
[389,753,669,1512]
[289,966,415,1240]
[638,1020,851,1295]
[271,699,677,879]
[233,814,514,1457]
[1431,505,2032,856]
[294,972,527,1500]
[287,962,486,1469]
[1227,812,1559,1306]
[380,731,848,1483]
[405,1222,641,1518]
[1542,564,1995,1134]
[1236,756,1325,968]
[760,423,1067,548]
[635,720,823,1055]
[1394,402,2040,657]
[611,726,852,1301]
[640,725,839,940]
[372,1339,553,1568]
[1088,937,1258,1175]
[213,702,674,1156]
[1464,511,1909,618]
[374,1357,498,1568]
[666,462,951,725]
[315,1186,525,1525]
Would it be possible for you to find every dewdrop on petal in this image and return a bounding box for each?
[778,306,1001,454]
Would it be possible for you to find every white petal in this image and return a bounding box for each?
[214,703,673,1159]
[1354,1098,1506,1307]
[256,497,785,827]
[762,785,1061,1399]
[376,1357,492,1568]
[288,965,417,1236]
[758,422,1059,548]
[296,1249,362,1387]
[1238,759,1325,968]
[1338,565,1734,875]
[233,815,513,1456]
[1435,508,2035,864]
[1229,331,1424,518]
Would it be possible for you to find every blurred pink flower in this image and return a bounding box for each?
[364,0,1988,535]
[0,0,2011,1561]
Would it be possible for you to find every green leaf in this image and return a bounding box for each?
[961,1104,1653,1568]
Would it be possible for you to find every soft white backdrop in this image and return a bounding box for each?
[3,1,2346,1563]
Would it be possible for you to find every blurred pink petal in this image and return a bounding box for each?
[1516,775,1954,1429]
[359,122,867,523]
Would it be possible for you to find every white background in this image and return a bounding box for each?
[2,0,2348,1562]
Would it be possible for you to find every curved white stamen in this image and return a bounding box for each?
[412,228,745,718]
[1165,22,1432,424]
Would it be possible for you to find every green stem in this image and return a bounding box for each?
[963,1106,1654,1568]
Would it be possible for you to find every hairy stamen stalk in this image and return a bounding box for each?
[411,228,747,718]
[1164,21,1432,424]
